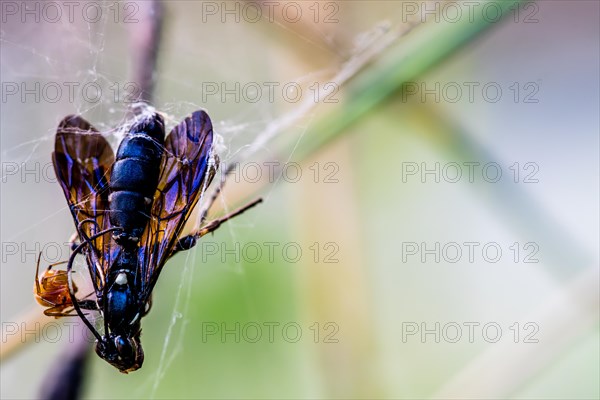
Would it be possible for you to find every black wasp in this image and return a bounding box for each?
[47,109,261,373]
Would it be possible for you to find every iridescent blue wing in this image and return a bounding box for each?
[137,110,216,300]
[52,115,118,294]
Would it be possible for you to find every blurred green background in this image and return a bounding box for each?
[1,1,598,399]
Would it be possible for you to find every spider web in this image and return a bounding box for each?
[0,1,423,398]
[2,2,600,399]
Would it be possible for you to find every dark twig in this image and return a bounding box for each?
[129,0,164,104]
[39,321,91,400]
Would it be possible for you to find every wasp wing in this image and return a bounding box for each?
[52,115,117,293]
[138,110,216,299]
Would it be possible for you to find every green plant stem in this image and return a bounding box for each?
[293,0,529,161]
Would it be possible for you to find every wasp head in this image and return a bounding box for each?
[95,334,144,373]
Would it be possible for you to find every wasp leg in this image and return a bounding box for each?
[69,231,80,251]
[196,155,223,227]
[170,198,262,257]
[71,219,104,251]
[77,300,99,311]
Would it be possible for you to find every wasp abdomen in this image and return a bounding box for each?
[109,114,165,245]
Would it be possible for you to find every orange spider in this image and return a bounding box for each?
[34,253,79,317]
